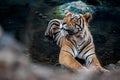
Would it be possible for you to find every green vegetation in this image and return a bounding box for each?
[47,6,64,19]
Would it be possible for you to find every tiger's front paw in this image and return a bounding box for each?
[77,67,89,73]
[101,68,110,73]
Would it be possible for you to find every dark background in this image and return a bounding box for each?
[0,0,120,66]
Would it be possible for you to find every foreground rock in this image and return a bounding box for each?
[0,32,119,80]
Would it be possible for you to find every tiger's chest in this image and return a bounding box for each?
[76,36,88,51]
[70,32,93,54]
[72,33,89,47]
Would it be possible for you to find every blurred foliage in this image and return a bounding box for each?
[46,6,63,19]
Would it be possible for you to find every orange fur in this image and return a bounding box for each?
[45,11,109,73]
[59,39,86,71]
[91,55,108,72]
[59,12,109,72]
[63,13,74,27]
[59,39,108,72]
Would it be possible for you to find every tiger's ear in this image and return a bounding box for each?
[83,12,92,23]
[64,10,72,17]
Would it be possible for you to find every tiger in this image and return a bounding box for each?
[45,10,109,73]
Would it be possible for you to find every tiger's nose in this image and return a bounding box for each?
[60,22,67,30]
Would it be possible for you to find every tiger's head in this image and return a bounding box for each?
[61,10,92,34]
[45,10,92,40]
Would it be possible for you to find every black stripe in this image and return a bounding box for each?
[79,36,92,56]
[54,31,60,35]
[58,36,64,46]
[49,23,59,30]
[49,21,60,27]
[79,44,87,54]
[82,31,86,38]
[56,35,61,45]
[78,40,85,46]
[82,47,94,58]
[49,21,60,30]
[78,18,84,31]
[55,33,62,42]
[67,44,75,54]
[82,18,84,29]
[68,39,78,56]
[88,59,93,65]
[54,33,59,41]
[67,38,75,47]
[85,53,94,60]
[80,18,82,28]
[79,40,90,54]
[76,24,80,27]
[53,31,60,38]
[80,18,83,30]
[68,39,77,52]
[72,39,76,46]
[62,50,73,56]
[49,20,60,25]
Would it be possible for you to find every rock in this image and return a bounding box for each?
[59,1,94,15]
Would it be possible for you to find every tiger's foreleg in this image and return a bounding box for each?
[59,47,88,72]
[86,54,109,73]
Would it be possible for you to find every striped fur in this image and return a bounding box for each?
[45,19,69,46]
[45,11,109,73]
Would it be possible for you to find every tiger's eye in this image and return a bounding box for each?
[62,22,66,25]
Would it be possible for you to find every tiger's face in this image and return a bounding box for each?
[60,10,92,34]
